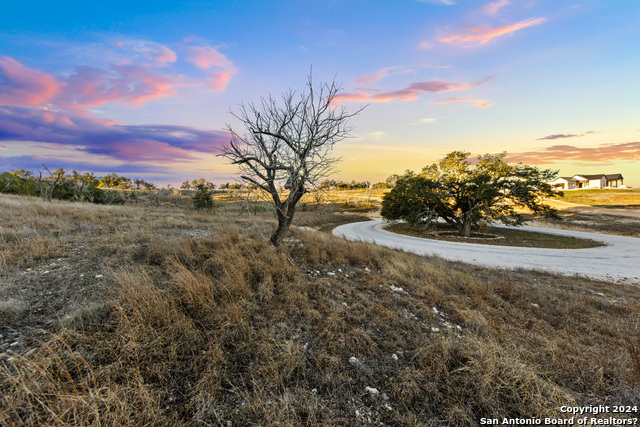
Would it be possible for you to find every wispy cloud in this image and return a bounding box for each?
[184,45,232,69]
[111,39,177,68]
[54,64,178,111]
[0,56,64,106]
[0,154,169,176]
[335,79,484,103]
[0,37,238,166]
[505,142,640,165]
[417,0,456,5]
[438,17,546,46]
[0,106,229,163]
[409,117,437,125]
[480,0,510,16]
[2,37,237,115]
[183,43,236,92]
[354,66,400,84]
[433,97,494,108]
[537,131,596,140]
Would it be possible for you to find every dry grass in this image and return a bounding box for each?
[1,194,639,425]
[558,189,640,208]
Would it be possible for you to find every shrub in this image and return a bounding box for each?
[192,183,214,209]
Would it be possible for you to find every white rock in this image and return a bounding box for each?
[531,303,539,308]
[327,272,336,276]
[431,327,440,332]
[390,285,404,293]
[432,307,438,314]
[43,271,49,274]
[364,267,370,272]
[349,356,359,367]
[95,274,104,278]
[364,386,379,396]
[391,353,399,362]
[311,388,317,393]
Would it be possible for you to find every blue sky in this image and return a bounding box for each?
[1,0,639,186]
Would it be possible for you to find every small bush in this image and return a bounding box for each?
[192,183,214,209]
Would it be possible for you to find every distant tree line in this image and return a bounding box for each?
[0,167,260,210]
[320,179,371,190]
[317,179,393,190]
[0,167,128,204]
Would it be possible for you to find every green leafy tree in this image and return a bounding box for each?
[0,171,38,196]
[98,173,132,190]
[192,183,214,210]
[381,151,561,237]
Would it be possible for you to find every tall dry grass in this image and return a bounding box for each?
[1,194,639,425]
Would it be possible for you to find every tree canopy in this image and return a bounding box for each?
[381,151,561,237]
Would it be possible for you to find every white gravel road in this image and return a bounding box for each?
[333,220,640,284]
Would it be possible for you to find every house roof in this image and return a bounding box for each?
[574,174,605,180]
[605,173,623,180]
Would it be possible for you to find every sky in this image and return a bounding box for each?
[1,0,639,187]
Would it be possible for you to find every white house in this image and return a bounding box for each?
[549,173,624,190]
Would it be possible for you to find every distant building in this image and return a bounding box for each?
[549,173,624,190]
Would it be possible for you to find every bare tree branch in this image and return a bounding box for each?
[219,73,365,246]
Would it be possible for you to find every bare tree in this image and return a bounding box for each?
[38,164,65,201]
[219,74,364,247]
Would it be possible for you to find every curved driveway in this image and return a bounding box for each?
[333,220,640,284]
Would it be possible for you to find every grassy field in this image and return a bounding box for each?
[1,194,639,426]
[558,188,640,208]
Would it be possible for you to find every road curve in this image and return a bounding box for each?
[333,220,640,284]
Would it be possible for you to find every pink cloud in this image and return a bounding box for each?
[438,17,546,46]
[335,80,472,103]
[185,46,232,69]
[480,0,510,16]
[505,142,640,165]
[434,97,494,108]
[354,66,400,85]
[0,105,230,163]
[55,65,177,110]
[207,70,235,92]
[0,56,64,106]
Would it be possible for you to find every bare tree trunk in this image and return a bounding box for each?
[270,185,304,247]
[271,206,295,247]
